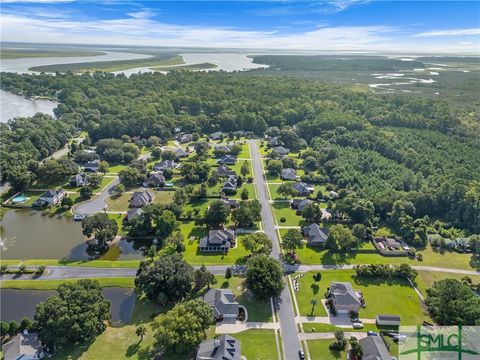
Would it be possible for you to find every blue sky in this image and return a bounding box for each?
[1,1,479,53]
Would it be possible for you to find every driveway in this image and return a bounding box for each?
[72,177,119,215]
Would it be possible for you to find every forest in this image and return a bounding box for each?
[1,70,479,232]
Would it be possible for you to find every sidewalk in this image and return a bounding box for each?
[215,321,280,334]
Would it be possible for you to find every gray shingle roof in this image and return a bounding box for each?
[217,155,237,165]
[281,168,297,180]
[273,146,289,155]
[303,224,329,245]
[203,289,239,318]
[196,334,241,360]
[129,191,154,208]
[292,182,313,195]
[330,282,362,306]
[359,336,391,360]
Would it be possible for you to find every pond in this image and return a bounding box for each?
[0,209,145,261]
[1,288,136,326]
[1,89,58,123]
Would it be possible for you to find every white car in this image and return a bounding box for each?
[352,322,364,329]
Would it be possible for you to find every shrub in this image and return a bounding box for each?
[0,265,7,274]
[36,265,46,275]
[416,252,423,261]
[280,217,286,223]
[18,264,27,274]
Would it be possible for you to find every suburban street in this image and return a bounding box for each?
[249,139,302,360]
[72,177,119,214]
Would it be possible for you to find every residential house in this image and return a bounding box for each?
[376,315,401,327]
[329,190,339,199]
[210,131,224,140]
[177,133,193,143]
[327,282,363,314]
[153,160,178,172]
[125,208,143,222]
[214,144,231,153]
[83,159,100,172]
[203,288,239,321]
[39,189,65,206]
[145,172,165,187]
[129,191,155,208]
[196,334,241,360]
[359,336,392,360]
[268,136,281,147]
[199,229,236,252]
[70,173,86,187]
[321,208,332,221]
[292,182,315,196]
[174,148,189,158]
[222,175,238,194]
[3,331,45,360]
[216,165,236,177]
[217,155,237,165]
[221,198,238,208]
[273,146,289,156]
[281,168,297,181]
[291,199,313,213]
[303,224,329,246]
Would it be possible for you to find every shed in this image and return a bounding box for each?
[376,314,401,327]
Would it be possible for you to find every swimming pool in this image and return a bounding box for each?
[11,195,27,204]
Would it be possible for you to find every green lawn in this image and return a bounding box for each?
[307,339,345,360]
[272,202,303,226]
[415,270,480,296]
[180,221,250,265]
[1,277,134,290]
[108,163,129,173]
[302,323,380,333]
[231,330,279,360]
[107,193,131,211]
[294,270,430,325]
[294,242,478,270]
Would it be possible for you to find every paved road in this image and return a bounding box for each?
[249,139,302,360]
[73,177,119,215]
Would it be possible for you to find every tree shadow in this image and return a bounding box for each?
[311,283,320,295]
[126,342,140,357]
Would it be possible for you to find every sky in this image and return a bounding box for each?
[1,0,479,53]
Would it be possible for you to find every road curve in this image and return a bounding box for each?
[73,177,119,215]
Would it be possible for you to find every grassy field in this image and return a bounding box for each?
[107,190,174,211]
[415,270,480,296]
[294,241,478,270]
[231,330,279,360]
[307,339,345,360]
[272,202,303,226]
[302,322,380,333]
[1,277,134,290]
[294,270,430,324]
[1,49,104,59]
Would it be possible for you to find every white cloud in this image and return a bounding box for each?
[414,28,480,37]
[1,11,478,53]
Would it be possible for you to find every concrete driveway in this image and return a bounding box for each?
[72,177,119,215]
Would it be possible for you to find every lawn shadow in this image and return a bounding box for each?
[310,283,320,295]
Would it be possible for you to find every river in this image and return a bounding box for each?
[0,89,58,123]
[0,51,152,74]
[1,288,136,325]
[0,209,144,261]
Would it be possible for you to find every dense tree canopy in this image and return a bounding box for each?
[246,256,284,299]
[34,280,110,352]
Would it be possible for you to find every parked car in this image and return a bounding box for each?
[73,213,87,221]
[298,349,305,359]
[367,331,378,336]
[352,322,364,329]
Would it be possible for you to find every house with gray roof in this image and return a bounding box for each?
[281,168,297,181]
[210,131,224,140]
[174,147,189,158]
[83,159,100,172]
[199,229,236,252]
[216,165,236,177]
[292,182,315,196]
[327,282,362,314]
[273,146,289,156]
[268,136,281,147]
[291,199,313,213]
[153,160,178,172]
[217,155,237,165]
[203,288,239,321]
[214,144,231,153]
[129,191,154,208]
[70,173,86,187]
[222,175,238,194]
[39,189,65,206]
[145,172,165,187]
[196,334,241,360]
[359,336,392,360]
[177,133,193,143]
[125,208,143,222]
[3,331,45,360]
[303,224,329,246]
[376,314,401,327]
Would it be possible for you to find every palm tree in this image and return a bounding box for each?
[135,324,147,343]
[310,298,318,316]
